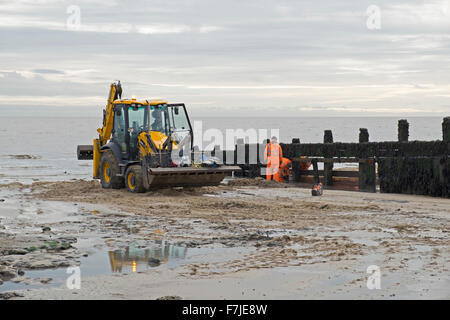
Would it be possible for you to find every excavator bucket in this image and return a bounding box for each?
[142,166,241,189]
[77,145,94,160]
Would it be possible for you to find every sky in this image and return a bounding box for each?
[0,0,450,117]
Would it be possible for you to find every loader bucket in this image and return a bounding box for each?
[142,166,241,189]
[77,145,94,160]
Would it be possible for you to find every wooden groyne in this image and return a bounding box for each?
[201,117,450,198]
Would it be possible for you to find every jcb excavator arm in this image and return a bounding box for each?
[91,81,122,178]
[98,81,121,145]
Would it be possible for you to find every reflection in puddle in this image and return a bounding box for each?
[0,240,188,293]
[108,240,187,273]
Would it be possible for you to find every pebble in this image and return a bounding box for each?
[39,278,52,284]
[0,266,17,281]
[12,276,29,284]
[148,258,161,267]
[156,295,182,300]
[0,292,24,300]
[8,249,28,255]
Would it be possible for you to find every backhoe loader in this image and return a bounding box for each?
[77,81,239,192]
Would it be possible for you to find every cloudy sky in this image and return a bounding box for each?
[1,0,450,117]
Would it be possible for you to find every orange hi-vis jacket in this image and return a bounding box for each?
[264,142,283,166]
[264,142,283,181]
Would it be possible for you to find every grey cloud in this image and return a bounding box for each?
[32,69,65,74]
[0,0,449,116]
[0,71,101,96]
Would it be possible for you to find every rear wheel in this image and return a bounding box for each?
[100,150,124,189]
[125,165,145,193]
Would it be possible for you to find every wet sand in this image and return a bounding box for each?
[0,178,449,299]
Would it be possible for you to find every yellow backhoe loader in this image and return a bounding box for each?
[77,81,239,192]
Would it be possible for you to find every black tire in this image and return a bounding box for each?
[100,150,124,189]
[125,165,145,193]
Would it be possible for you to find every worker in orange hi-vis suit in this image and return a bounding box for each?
[264,136,283,181]
[277,157,292,182]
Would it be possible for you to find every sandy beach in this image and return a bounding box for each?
[0,178,448,299]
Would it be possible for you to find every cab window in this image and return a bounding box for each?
[113,105,126,152]
[150,106,169,135]
[128,105,148,133]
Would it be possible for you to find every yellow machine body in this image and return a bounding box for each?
[77,81,239,192]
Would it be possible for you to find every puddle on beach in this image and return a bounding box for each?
[0,236,256,293]
[0,187,255,294]
[0,240,188,293]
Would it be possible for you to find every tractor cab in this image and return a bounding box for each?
[111,100,193,161]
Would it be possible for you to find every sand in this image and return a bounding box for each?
[0,178,449,299]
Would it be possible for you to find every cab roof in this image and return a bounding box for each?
[113,99,168,106]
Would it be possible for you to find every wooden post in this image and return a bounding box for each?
[293,161,301,182]
[236,138,244,166]
[212,144,222,162]
[291,138,300,181]
[259,139,270,179]
[441,118,450,196]
[258,139,268,165]
[323,130,333,186]
[358,129,376,192]
[312,159,320,184]
[398,119,409,142]
[443,117,450,142]
[359,128,369,143]
[192,145,201,163]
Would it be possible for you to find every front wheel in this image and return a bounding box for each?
[125,165,145,193]
[99,150,124,189]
